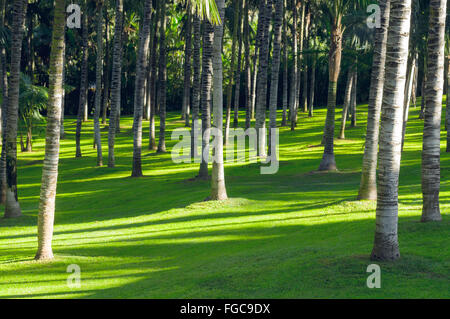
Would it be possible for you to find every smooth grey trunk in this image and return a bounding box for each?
[210,0,228,200]
[371,0,411,261]
[35,0,65,260]
[3,0,26,218]
[107,0,123,167]
[421,0,446,222]
[358,0,390,200]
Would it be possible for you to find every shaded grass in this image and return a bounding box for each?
[0,101,448,299]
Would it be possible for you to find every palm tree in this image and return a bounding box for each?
[317,0,367,171]
[281,0,288,126]
[35,0,65,261]
[157,0,167,153]
[94,0,104,167]
[0,0,6,205]
[75,0,88,158]
[289,0,298,131]
[107,0,124,168]
[371,0,412,261]
[18,74,48,152]
[421,0,447,222]
[191,10,201,158]
[269,0,284,150]
[149,0,159,151]
[255,0,272,157]
[447,54,450,152]
[244,0,252,130]
[225,0,240,144]
[182,5,192,127]
[198,18,214,179]
[131,0,152,177]
[102,10,110,125]
[3,0,26,219]
[358,0,390,200]
[210,0,227,200]
[339,68,354,139]
[233,0,243,128]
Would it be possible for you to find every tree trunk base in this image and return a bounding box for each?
[35,250,54,261]
[318,153,337,171]
[421,208,442,222]
[371,235,400,261]
[357,184,377,201]
[4,189,22,218]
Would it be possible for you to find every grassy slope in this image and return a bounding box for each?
[0,102,448,299]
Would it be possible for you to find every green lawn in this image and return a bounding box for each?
[0,102,449,299]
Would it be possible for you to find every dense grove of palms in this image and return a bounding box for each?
[0,0,448,264]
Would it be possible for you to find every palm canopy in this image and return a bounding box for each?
[187,0,221,25]
[317,0,374,32]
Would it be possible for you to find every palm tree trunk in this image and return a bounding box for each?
[244,0,251,130]
[3,0,26,218]
[191,11,201,158]
[76,1,88,158]
[149,1,159,151]
[269,0,283,152]
[255,0,271,157]
[301,6,310,113]
[339,69,354,140]
[371,0,412,261]
[401,53,417,151]
[211,0,228,201]
[281,0,288,126]
[107,0,124,167]
[421,0,447,222]
[198,19,214,179]
[318,19,342,171]
[225,0,240,144]
[308,50,316,117]
[60,42,66,140]
[350,66,357,127]
[233,0,243,129]
[35,0,65,260]
[132,0,152,177]
[157,0,167,153]
[289,0,298,131]
[182,6,192,127]
[102,11,110,125]
[94,1,104,167]
[0,0,7,205]
[446,56,450,152]
[419,57,427,119]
